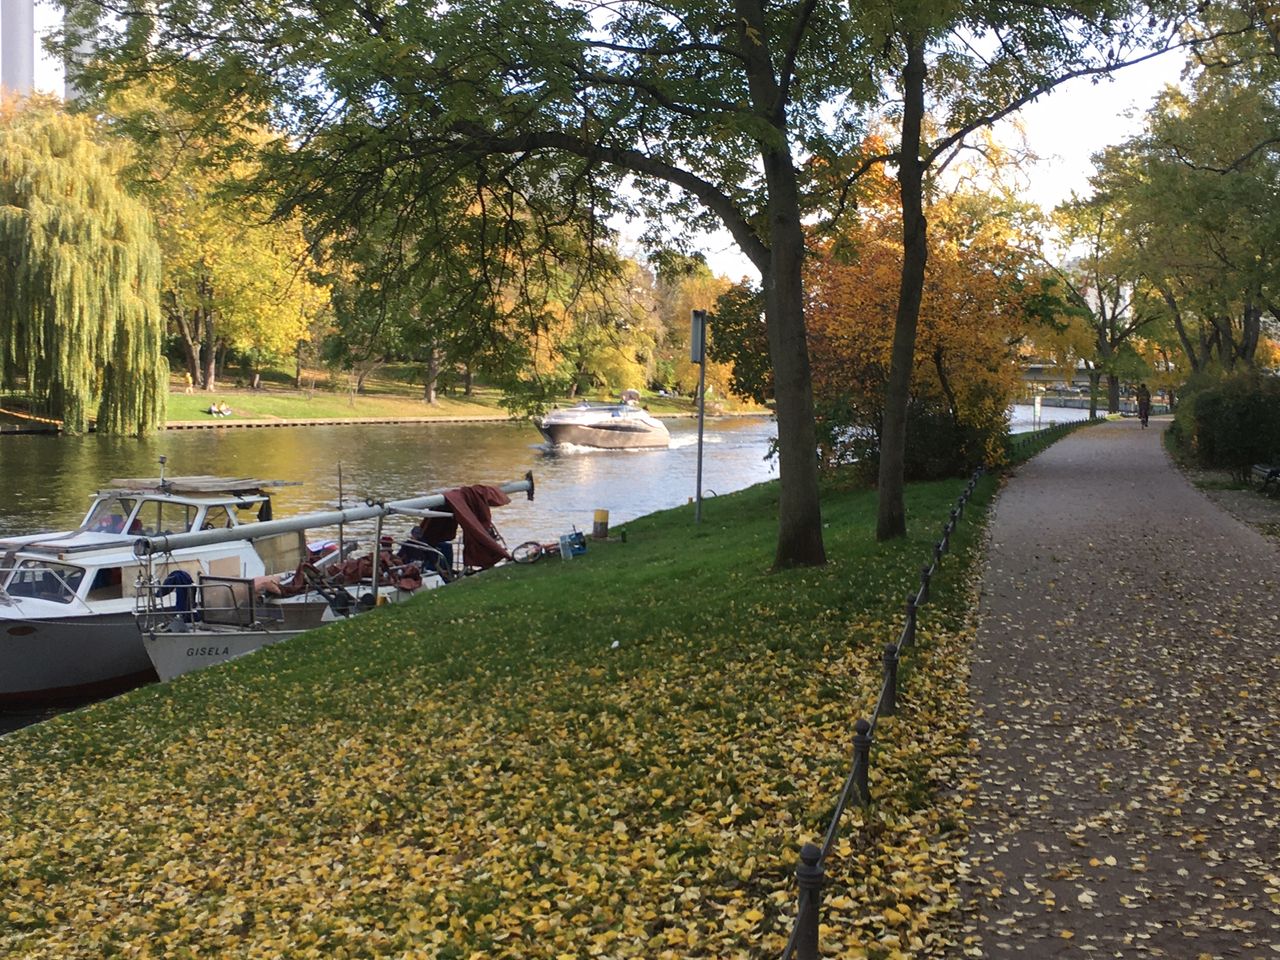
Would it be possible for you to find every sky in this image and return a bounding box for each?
[29,7,1184,280]
[696,51,1187,279]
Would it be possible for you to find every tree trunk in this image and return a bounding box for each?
[424,349,440,404]
[877,34,928,542]
[760,190,825,567]
[1107,374,1120,414]
[167,292,202,386]
[200,311,217,391]
[1088,369,1101,419]
[736,0,825,567]
[1241,299,1261,365]
[463,366,474,396]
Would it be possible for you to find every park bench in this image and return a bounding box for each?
[1254,464,1280,497]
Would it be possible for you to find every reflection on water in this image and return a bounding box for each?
[1009,403,1097,433]
[0,417,778,544]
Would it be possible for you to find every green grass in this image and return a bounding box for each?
[164,382,510,422]
[0,473,992,958]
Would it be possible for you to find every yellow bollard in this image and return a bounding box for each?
[592,508,610,540]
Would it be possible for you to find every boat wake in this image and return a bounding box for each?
[667,434,723,449]
[536,441,665,455]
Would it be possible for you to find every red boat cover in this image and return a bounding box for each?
[419,484,513,570]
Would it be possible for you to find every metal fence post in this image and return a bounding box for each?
[881,644,898,717]
[904,594,917,647]
[853,718,872,808]
[919,565,931,605]
[934,540,944,565]
[794,842,824,960]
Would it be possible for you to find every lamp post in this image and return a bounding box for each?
[691,309,708,524]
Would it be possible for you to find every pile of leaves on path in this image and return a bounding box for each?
[0,479,987,959]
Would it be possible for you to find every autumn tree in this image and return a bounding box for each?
[651,257,735,399]
[806,188,1027,474]
[105,87,330,391]
[517,256,664,400]
[1094,17,1280,376]
[1038,196,1162,415]
[0,98,166,434]
[824,4,1193,539]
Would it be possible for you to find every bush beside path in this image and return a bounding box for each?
[959,418,1280,957]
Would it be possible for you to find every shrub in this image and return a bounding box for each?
[1183,372,1280,480]
[817,393,1004,483]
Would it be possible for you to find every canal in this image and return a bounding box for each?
[0,416,778,734]
[0,416,779,543]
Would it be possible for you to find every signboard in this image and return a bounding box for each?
[690,310,707,364]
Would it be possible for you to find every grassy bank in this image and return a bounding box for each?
[0,474,993,959]
[165,386,509,423]
[164,367,727,425]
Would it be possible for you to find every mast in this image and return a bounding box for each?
[133,473,534,557]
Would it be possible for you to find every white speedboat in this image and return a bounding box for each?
[1,472,535,703]
[536,402,670,449]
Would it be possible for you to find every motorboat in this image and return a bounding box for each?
[536,402,670,449]
[0,472,534,702]
[0,475,302,704]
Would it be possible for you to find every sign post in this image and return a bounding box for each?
[691,310,708,524]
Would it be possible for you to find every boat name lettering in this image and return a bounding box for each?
[187,646,232,657]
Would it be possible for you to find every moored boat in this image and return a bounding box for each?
[1,475,300,704]
[536,402,670,449]
[1,472,534,702]
[133,475,533,681]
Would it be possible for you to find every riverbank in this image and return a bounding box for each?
[0,471,992,958]
[2,383,764,433]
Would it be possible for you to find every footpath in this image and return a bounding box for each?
[959,418,1280,958]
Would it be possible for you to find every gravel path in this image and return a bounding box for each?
[960,418,1280,958]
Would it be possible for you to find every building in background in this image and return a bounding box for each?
[1,0,36,96]
[1,0,69,99]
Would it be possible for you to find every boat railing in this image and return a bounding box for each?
[199,577,281,629]
[134,573,288,632]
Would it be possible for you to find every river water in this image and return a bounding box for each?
[0,415,779,734]
[1009,402,1096,433]
[0,416,779,545]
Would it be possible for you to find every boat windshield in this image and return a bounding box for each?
[3,560,86,604]
[82,497,138,534]
[130,500,200,537]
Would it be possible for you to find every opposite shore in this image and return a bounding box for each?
[1,386,767,435]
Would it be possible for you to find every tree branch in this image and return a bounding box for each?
[450,124,770,269]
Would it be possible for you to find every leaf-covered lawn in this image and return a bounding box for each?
[1,475,989,958]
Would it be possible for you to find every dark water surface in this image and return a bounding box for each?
[1,416,777,734]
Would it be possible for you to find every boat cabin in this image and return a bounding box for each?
[78,475,286,537]
[0,476,298,608]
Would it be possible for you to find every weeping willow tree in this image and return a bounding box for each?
[0,99,166,435]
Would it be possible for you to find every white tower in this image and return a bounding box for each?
[1,0,37,96]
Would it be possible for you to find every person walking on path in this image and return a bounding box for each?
[958,418,1280,958]
[1136,382,1152,428]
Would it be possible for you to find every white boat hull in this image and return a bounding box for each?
[143,625,301,681]
[536,406,670,449]
[0,612,155,704]
[142,584,429,681]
